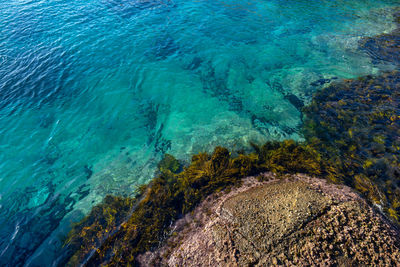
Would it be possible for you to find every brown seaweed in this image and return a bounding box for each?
[63,14,400,265]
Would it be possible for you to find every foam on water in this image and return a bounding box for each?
[0,0,399,265]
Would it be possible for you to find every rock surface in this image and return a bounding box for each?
[138,174,400,266]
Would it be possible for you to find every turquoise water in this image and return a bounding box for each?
[0,0,399,265]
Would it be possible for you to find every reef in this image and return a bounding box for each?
[62,13,400,266]
[359,10,400,64]
[63,70,400,265]
[138,175,400,266]
[303,70,400,220]
[63,141,330,266]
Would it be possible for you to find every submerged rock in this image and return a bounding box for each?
[139,174,400,266]
[284,93,304,109]
[303,70,400,220]
[63,68,400,265]
[359,9,400,65]
[63,10,400,263]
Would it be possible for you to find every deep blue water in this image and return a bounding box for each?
[0,0,399,265]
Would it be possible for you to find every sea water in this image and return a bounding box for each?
[0,0,399,265]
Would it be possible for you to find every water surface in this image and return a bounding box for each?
[0,0,398,265]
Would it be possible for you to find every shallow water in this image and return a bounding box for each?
[0,0,399,265]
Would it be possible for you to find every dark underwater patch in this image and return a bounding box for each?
[284,93,304,109]
[42,142,62,165]
[0,182,90,266]
[360,32,400,64]
[146,35,181,61]
[310,77,337,87]
[38,113,55,128]
[183,56,203,71]
[153,124,172,154]
[200,61,244,113]
[266,79,305,111]
[138,101,172,155]
[84,165,93,180]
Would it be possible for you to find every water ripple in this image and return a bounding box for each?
[0,0,399,265]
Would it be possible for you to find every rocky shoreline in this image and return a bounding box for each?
[62,8,400,266]
[139,174,400,266]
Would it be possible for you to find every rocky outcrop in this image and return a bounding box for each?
[139,174,400,266]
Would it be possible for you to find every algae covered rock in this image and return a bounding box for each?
[359,9,400,64]
[63,147,253,266]
[64,195,135,266]
[63,18,400,264]
[303,71,400,221]
[157,153,181,175]
[139,175,400,266]
[63,68,400,265]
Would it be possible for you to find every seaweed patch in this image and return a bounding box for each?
[62,16,400,265]
[63,69,400,266]
[303,71,400,220]
[63,140,329,265]
[359,10,400,65]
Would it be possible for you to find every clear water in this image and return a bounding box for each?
[0,0,398,265]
